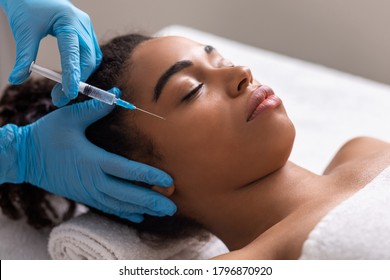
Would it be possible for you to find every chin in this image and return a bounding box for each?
[268,118,296,172]
[281,119,296,160]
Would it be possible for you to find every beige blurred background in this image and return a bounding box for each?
[1,0,389,93]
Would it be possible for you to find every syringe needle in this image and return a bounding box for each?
[135,108,166,120]
[115,98,165,120]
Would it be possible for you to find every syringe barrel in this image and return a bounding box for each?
[79,83,116,105]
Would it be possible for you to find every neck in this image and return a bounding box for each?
[188,162,329,250]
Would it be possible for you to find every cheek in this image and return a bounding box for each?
[164,114,226,165]
[153,104,238,187]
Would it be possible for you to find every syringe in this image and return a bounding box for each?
[29,62,165,120]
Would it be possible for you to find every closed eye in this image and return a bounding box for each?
[181,83,204,103]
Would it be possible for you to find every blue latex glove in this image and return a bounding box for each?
[0,0,102,106]
[0,89,176,222]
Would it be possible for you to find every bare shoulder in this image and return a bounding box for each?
[211,225,290,260]
[324,137,390,174]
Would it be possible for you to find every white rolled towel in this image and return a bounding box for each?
[48,211,228,260]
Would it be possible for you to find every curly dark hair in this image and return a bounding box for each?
[0,33,208,244]
[0,79,76,229]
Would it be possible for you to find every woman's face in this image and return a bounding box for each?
[124,36,295,203]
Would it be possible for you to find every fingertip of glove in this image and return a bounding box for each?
[51,84,71,107]
[149,197,177,216]
[108,87,122,97]
[161,176,174,187]
[81,87,119,113]
[88,96,114,111]
[162,203,177,216]
[148,170,173,187]
[78,98,115,123]
[62,79,79,100]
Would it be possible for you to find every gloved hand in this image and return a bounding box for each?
[0,88,176,222]
[0,0,102,106]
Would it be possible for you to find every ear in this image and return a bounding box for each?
[152,185,175,197]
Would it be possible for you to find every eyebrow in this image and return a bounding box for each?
[153,45,215,102]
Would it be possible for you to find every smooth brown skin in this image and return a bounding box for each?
[122,36,390,259]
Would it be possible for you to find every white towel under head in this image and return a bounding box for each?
[48,211,228,260]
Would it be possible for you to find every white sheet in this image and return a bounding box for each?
[300,165,390,259]
[1,25,390,259]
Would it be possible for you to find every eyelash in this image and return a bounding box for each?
[181,83,204,103]
[179,57,233,103]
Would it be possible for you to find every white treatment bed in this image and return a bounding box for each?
[1,25,390,259]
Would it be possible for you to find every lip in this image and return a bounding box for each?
[247,85,281,122]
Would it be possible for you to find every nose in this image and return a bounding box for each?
[223,66,253,98]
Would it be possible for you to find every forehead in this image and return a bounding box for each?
[132,36,203,66]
